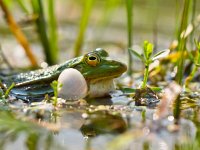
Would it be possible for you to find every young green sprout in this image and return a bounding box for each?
[50,80,62,107]
[185,40,200,88]
[130,40,170,88]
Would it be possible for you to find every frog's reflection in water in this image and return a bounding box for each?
[80,110,127,137]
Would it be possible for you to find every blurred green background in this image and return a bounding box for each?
[0,0,199,68]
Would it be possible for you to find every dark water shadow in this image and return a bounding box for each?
[85,96,113,105]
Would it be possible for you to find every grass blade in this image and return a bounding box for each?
[47,0,59,64]
[176,0,191,85]
[74,0,94,57]
[129,48,145,62]
[16,0,30,14]
[31,0,54,65]
[125,0,133,76]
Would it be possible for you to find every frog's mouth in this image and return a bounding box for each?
[87,78,115,98]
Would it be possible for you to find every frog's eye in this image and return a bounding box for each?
[85,54,100,66]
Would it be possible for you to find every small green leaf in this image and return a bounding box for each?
[152,49,170,61]
[121,88,136,94]
[147,43,153,56]
[150,86,163,92]
[143,41,153,60]
[129,48,145,62]
[5,83,15,99]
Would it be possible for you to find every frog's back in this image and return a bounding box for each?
[3,65,59,87]
[1,57,82,102]
[5,57,82,87]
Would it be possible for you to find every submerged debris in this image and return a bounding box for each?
[155,82,181,120]
[134,87,160,107]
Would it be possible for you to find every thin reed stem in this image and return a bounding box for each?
[74,0,93,57]
[176,0,191,85]
[142,65,149,88]
[47,0,58,64]
[126,0,133,76]
[31,0,54,65]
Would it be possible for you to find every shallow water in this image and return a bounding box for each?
[0,88,199,150]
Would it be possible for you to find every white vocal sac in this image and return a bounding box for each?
[57,68,88,100]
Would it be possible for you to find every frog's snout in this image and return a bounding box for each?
[112,60,127,74]
[119,62,127,73]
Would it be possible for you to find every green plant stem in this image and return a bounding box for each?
[185,65,197,87]
[74,0,93,57]
[141,109,146,123]
[174,0,191,123]
[126,0,133,76]
[176,40,186,85]
[16,0,29,14]
[142,64,149,88]
[47,0,58,64]
[176,0,191,85]
[173,94,181,124]
[185,43,200,87]
[31,0,54,65]
[4,83,15,99]
[175,0,181,38]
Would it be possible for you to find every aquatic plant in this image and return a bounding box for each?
[31,0,58,65]
[141,109,146,123]
[175,0,192,85]
[4,82,15,99]
[0,82,15,103]
[74,0,94,57]
[125,0,133,76]
[16,0,30,13]
[185,40,200,87]
[50,80,62,107]
[130,41,169,88]
[47,0,59,64]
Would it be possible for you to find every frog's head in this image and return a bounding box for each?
[73,48,127,97]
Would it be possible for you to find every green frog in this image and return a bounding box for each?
[2,48,127,102]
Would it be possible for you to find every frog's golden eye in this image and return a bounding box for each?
[85,54,100,66]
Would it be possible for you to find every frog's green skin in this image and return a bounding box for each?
[3,48,127,102]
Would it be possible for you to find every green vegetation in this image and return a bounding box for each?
[0,82,15,103]
[130,41,169,88]
[185,40,200,87]
[175,0,192,85]
[126,0,133,76]
[47,0,59,64]
[50,80,62,107]
[74,0,94,57]
[31,0,58,65]
[4,82,15,99]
